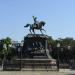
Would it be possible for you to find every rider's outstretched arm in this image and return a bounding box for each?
[32,16,37,23]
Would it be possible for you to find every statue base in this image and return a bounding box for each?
[3,34,57,71]
[22,34,51,59]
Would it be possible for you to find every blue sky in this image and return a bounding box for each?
[0,0,75,41]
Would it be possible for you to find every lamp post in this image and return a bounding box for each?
[57,43,60,71]
[67,45,71,68]
[17,43,21,70]
[68,45,71,60]
[18,42,23,70]
[20,42,23,71]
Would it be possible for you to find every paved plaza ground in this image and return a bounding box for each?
[0,70,75,75]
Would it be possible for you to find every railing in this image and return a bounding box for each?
[3,63,57,71]
[2,59,75,71]
[3,59,57,71]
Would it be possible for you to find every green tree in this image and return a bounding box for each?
[0,37,12,69]
[47,36,55,46]
[2,37,12,56]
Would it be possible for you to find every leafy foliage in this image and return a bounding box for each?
[0,37,12,59]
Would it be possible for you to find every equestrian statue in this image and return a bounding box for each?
[24,16,46,34]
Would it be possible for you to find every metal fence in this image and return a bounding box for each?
[2,59,75,71]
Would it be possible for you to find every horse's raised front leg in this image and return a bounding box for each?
[41,29,46,32]
[40,29,43,34]
[32,29,35,34]
[40,29,46,34]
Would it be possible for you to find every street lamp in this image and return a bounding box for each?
[56,43,60,71]
[20,42,23,71]
[68,45,71,60]
[20,41,23,60]
[67,45,71,68]
[17,43,21,70]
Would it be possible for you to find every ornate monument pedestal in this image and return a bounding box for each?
[23,34,51,59]
[20,34,57,71]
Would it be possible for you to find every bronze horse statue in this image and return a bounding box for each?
[24,16,46,34]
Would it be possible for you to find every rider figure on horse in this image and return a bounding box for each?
[33,16,38,28]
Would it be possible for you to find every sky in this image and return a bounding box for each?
[0,0,75,41]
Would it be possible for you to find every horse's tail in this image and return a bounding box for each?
[24,24,30,27]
